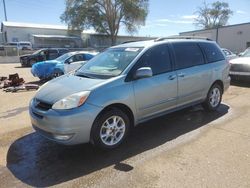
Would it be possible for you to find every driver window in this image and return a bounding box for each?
[135,44,172,75]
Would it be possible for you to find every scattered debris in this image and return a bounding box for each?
[0,73,39,92]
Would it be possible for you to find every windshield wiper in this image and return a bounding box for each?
[75,72,92,78]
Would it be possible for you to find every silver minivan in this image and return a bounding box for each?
[29,37,230,149]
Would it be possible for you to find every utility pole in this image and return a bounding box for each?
[3,0,8,21]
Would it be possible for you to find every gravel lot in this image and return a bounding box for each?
[0,63,250,188]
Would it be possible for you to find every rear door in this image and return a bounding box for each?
[131,44,178,120]
[171,42,211,107]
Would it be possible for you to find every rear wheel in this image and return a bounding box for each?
[202,83,222,111]
[91,108,130,150]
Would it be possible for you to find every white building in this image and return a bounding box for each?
[1,21,82,48]
[1,21,154,49]
[180,22,250,53]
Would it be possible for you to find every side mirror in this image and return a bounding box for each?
[66,58,73,64]
[134,67,153,80]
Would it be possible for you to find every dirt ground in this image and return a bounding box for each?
[0,63,249,188]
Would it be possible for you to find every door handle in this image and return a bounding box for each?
[168,75,176,80]
[178,73,185,77]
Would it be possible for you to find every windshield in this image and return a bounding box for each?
[76,47,143,78]
[56,52,74,62]
[241,48,250,57]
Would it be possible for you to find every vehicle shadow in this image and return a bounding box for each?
[230,80,250,88]
[26,80,47,86]
[7,104,229,187]
[14,66,29,69]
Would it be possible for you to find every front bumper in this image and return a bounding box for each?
[29,98,103,145]
[230,71,250,81]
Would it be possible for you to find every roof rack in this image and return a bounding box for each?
[154,35,213,42]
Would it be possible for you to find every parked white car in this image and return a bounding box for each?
[64,51,98,73]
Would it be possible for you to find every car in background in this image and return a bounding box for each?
[20,48,69,67]
[19,41,32,50]
[31,51,97,80]
[229,47,250,80]
[6,41,32,50]
[222,48,237,60]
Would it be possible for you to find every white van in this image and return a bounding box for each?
[7,41,32,50]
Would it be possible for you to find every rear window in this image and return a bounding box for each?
[173,42,205,70]
[199,42,225,63]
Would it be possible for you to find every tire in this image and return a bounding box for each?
[91,108,130,150]
[202,83,222,111]
[29,59,36,67]
[52,70,64,78]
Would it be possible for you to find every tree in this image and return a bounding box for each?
[194,1,233,29]
[61,0,149,45]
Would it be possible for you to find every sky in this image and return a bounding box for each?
[0,0,250,37]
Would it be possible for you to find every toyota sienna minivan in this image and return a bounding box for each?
[30,37,230,149]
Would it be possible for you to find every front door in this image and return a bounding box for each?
[132,44,178,120]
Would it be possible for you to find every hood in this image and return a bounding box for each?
[20,54,31,58]
[35,74,106,104]
[36,60,61,65]
[230,57,250,65]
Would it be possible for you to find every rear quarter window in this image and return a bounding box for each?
[199,42,225,63]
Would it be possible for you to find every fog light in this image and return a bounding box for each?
[53,134,73,141]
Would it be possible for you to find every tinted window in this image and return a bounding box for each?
[136,44,172,75]
[84,54,94,60]
[59,49,69,55]
[200,42,225,63]
[173,42,204,70]
[48,50,59,59]
[73,54,84,61]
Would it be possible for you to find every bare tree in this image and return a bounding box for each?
[194,1,233,29]
[61,0,149,45]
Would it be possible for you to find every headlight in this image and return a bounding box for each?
[52,91,90,110]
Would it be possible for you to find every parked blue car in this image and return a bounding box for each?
[31,51,97,80]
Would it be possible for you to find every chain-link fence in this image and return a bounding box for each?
[0,46,34,56]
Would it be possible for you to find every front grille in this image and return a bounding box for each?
[36,100,52,111]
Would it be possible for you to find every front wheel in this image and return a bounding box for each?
[91,109,130,150]
[202,83,222,111]
[52,70,64,78]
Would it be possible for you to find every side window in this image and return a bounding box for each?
[73,54,84,62]
[173,42,204,70]
[199,42,225,63]
[84,54,94,60]
[59,49,69,55]
[136,44,172,75]
[48,50,58,59]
